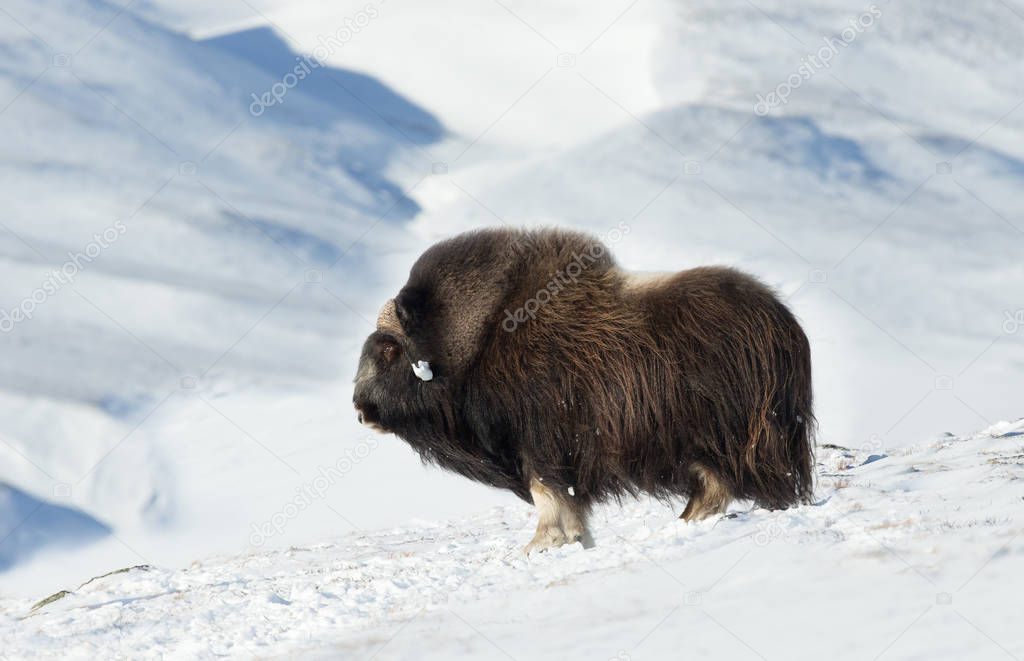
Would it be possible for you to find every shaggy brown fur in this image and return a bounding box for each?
[353,228,814,549]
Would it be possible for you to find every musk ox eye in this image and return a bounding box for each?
[379,339,399,363]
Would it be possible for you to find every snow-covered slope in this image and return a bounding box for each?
[0,0,468,585]
[3,419,1022,659]
[0,483,109,571]
[2,0,1022,619]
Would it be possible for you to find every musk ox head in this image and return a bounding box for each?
[351,229,520,437]
[353,293,442,435]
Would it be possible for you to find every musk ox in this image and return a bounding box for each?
[353,227,814,553]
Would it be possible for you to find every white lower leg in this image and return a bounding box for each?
[524,478,592,554]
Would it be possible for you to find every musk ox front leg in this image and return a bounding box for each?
[524,478,594,554]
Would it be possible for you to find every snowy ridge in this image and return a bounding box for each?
[0,484,110,572]
[3,419,1021,659]
[0,0,441,574]
[2,0,1023,634]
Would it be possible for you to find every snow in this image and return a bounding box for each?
[2,419,1022,659]
[1,0,1023,655]
[0,484,110,572]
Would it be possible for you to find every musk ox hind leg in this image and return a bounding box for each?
[524,478,595,555]
[680,464,732,522]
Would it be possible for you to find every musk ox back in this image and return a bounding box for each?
[353,227,814,553]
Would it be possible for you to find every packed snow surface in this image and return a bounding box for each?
[2,419,1022,659]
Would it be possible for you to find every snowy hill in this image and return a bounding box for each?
[1,0,1022,631]
[0,483,109,571]
[0,0,462,586]
[3,419,1022,659]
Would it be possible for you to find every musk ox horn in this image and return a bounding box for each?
[376,298,403,335]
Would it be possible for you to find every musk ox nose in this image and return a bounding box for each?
[354,399,381,428]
